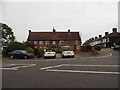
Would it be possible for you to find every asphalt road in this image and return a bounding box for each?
[1,50,119,88]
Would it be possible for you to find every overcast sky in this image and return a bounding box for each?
[1,1,118,44]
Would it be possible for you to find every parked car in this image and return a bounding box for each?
[113,45,120,51]
[44,49,56,59]
[61,48,74,58]
[8,50,34,59]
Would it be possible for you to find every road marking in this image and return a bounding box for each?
[62,64,119,67]
[40,64,63,70]
[13,64,36,69]
[0,68,18,70]
[40,64,119,75]
[46,69,120,75]
[0,64,36,70]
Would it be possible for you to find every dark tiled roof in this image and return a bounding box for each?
[94,32,120,41]
[106,32,120,37]
[27,32,81,41]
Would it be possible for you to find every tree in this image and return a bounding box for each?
[1,23,15,43]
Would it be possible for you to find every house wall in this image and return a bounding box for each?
[28,40,81,51]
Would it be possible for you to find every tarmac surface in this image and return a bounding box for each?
[1,48,119,88]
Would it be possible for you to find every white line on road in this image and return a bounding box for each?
[62,64,119,67]
[40,64,63,70]
[0,68,18,70]
[46,69,120,75]
[13,64,36,69]
[0,64,36,70]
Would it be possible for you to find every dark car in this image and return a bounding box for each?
[8,50,34,59]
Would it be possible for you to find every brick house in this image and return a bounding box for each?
[89,28,120,48]
[27,28,82,51]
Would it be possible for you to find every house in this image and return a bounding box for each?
[27,28,82,51]
[89,27,120,48]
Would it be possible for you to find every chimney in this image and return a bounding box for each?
[95,36,98,39]
[91,37,94,40]
[53,27,56,33]
[105,32,109,36]
[112,28,117,32]
[68,29,70,33]
[29,30,31,33]
[99,35,102,38]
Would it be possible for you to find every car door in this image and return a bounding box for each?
[15,51,22,58]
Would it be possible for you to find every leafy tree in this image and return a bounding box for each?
[25,47,34,53]
[1,23,15,43]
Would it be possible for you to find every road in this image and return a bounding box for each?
[1,49,119,88]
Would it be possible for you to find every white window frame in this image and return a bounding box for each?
[75,40,79,45]
[39,41,44,45]
[34,41,38,45]
[107,38,109,42]
[45,41,49,45]
[52,41,56,45]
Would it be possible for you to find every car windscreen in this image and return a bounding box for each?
[62,48,73,51]
[20,51,28,54]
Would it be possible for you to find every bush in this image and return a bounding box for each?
[85,45,92,52]
[51,45,62,53]
[25,47,34,53]
[38,47,48,55]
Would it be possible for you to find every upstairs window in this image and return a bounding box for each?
[75,40,79,45]
[34,41,38,45]
[45,41,49,45]
[39,41,44,45]
[107,38,109,42]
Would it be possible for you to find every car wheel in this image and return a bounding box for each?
[24,56,28,59]
[10,55,14,59]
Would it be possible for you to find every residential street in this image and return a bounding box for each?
[1,49,119,88]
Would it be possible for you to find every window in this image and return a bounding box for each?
[39,41,44,45]
[107,38,109,42]
[34,41,38,44]
[45,41,49,45]
[52,41,56,45]
[76,45,80,49]
[75,40,79,45]
[59,40,64,44]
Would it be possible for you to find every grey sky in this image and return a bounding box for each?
[1,1,118,44]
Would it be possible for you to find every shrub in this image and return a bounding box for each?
[85,45,92,52]
[25,47,34,53]
[38,46,48,55]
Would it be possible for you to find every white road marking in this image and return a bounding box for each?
[0,64,36,70]
[0,68,18,70]
[40,64,63,70]
[40,63,119,75]
[62,64,119,67]
[46,69,120,75]
[13,64,36,69]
